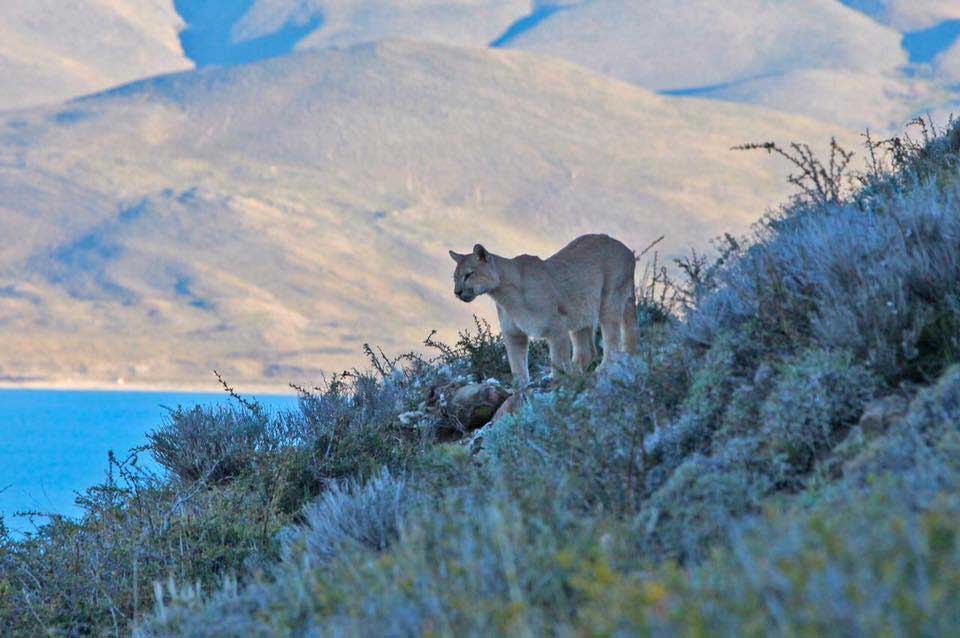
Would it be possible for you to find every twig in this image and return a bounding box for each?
[213,370,263,416]
[636,235,665,261]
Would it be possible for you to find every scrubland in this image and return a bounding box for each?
[3,119,960,636]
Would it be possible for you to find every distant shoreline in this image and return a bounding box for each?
[0,380,298,396]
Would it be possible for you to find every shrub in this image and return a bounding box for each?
[633,437,776,562]
[137,486,589,638]
[843,365,960,498]
[0,364,433,637]
[425,316,549,385]
[688,121,960,386]
[483,374,654,517]
[761,348,880,472]
[147,404,274,484]
[279,469,415,567]
[644,333,758,484]
[288,371,423,483]
[0,456,290,637]
[653,490,960,637]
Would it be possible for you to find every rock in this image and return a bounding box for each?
[858,395,909,436]
[421,381,509,435]
[491,391,527,423]
[450,383,510,429]
[465,388,535,455]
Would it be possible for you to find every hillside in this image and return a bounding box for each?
[502,0,905,89]
[4,1,956,126]
[3,114,959,638]
[502,0,944,131]
[0,0,191,111]
[0,39,857,391]
[938,38,960,83]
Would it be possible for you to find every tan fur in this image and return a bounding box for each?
[449,234,639,385]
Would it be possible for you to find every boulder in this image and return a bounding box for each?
[399,381,509,439]
[491,390,529,423]
[447,383,510,430]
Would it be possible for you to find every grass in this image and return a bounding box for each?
[3,118,960,636]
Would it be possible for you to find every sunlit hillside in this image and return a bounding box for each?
[0,40,857,390]
[0,0,191,110]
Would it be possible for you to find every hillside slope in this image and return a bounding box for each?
[0,40,856,391]
[0,0,191,111]
[503,0,906,90]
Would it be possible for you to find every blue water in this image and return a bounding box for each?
[174,0,322,68]
[0,389,298,536]
[491,4,566,48]
[903,20,960,64]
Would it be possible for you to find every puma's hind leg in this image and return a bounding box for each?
[599,280,635,370]
[570,326,596,374]
[621,294,639,355]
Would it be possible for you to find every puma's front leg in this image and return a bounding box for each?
[504,331,530,386]
[496,304,530,387]
[570,326,596,374]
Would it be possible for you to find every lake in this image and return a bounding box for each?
[0,389,299,536]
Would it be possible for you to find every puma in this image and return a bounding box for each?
[449,234,639,385]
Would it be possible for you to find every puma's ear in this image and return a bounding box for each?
[473,244,488,262]
[449,250,465,263]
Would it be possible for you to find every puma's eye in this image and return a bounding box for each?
[463,272,472,281]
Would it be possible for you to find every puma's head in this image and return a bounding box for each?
[448,244,499,303]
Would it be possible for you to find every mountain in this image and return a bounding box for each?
[0,40,857,391]
[499,0,943,132]
[220,0,959,133]
[673,69,944,133]
[501,0,906,90]
[0,0,191,111]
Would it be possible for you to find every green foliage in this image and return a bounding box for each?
[634,438,777,562]
[691,120,960,387]
[0,367,428,637]
[843,365,960,496]
[280,469,416,567]
[0,455,290,637]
